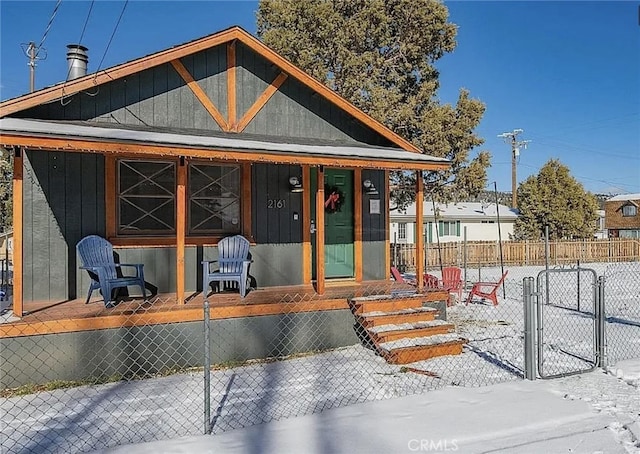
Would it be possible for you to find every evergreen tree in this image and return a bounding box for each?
[514,159,599,240]
[256,0,491,207]
[0,149,11,232]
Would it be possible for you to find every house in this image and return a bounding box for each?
[605,194,640,239]
[594,210,607,240]
[0,230,12,262]
[390,201,519,244]
[0,27,453,384]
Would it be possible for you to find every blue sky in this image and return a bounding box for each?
[1,0,638,195]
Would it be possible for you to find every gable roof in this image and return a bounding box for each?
[390,201,519,221]
[0,26,419,153]
[607,193,640,202]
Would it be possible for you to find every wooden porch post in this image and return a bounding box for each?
[12,147,23,317]
[354,168,363,282]
[415,170,424,292]
[176,157,186,304]
[316,166,325,295]
[302,165,312,284]
[385,170,390,279]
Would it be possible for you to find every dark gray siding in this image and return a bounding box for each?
[362,241,386,281]
[362,169,386,243]
[17,42,393,147]
[0,310,359,387]
[251,163,303,244]
[23,150,105,302]
[17,47,228,131]
[236,42,390,145]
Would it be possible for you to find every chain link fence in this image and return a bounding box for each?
[1,260,639,452]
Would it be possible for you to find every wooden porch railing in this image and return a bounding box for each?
[390,238,640,271]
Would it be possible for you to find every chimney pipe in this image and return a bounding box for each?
[66,44,89,80]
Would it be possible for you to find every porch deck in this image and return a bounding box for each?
[1,280,450,338]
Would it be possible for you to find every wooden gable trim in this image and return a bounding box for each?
[1,27,421,154]
[170,59,230,131]
[227,41,237,130]
[618,200,639,209]
[0,28,239,118]
[235,72,288,133]
[234,29,421,152]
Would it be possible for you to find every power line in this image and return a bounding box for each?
[95,0,129,76]
[497,129,530,209]
[37,0,63,51]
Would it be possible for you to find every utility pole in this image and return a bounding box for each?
[22,42,46,93]
[498,129,530,209]
[27,42,37,93]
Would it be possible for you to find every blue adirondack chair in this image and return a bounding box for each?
[77,235,146,307]
[202,235,251,298]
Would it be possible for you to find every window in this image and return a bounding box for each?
[622,205,637,217]
[118,160,176,235]
[397,223,407,241]
[620,230,640,239]
[189,163,241,235]
[438,221,460,236]
[116,159,242,237]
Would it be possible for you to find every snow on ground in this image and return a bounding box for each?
[2,262,638,453]
[98,360,640,454]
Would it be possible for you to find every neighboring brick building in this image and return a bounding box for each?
[605,194,640,239]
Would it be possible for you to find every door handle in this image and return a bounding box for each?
[310,220,317,234]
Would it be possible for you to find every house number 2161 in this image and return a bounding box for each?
[268,199,286,209]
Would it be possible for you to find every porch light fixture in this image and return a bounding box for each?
[289,176,303,193]
[363,179,378,195]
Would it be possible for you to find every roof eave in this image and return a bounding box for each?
[0,132,448,172]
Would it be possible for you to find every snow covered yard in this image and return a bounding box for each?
[97,361,640,454]
[1,262,638,453]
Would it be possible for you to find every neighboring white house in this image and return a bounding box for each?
[594,210,607,239]
[390,202,519,244]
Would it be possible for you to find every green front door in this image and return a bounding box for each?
[314,169,355,278]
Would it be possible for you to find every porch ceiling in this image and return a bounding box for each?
[0,118,450,171]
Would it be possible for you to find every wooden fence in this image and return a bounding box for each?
[391,238,640,271]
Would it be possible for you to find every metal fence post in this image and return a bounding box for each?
[523,277,536,380]
[204,299,211,434]
[595,276,607,368]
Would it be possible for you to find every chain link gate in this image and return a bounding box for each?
[535,267,600,378]
[603,262,640,364]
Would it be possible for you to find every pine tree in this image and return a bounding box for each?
[256,0,491,206]
[514,159,599,240]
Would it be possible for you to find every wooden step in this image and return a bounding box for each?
[378,334,467,365]
[350,294,423,315]
[358,307,437,328]
[368,320,456,343]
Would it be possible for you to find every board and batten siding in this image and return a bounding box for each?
[235,42,389,145]
[22,150,105,302]
[16,47,228,131]
[16,42,391,147]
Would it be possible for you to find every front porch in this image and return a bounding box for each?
[0,280,450,338]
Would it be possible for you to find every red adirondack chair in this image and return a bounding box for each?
[466,271,509,306]
[440,267,463,303]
